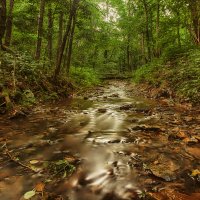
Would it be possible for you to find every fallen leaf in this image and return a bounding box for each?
[24,190,36,199]
[177,131,187,139]
[191,169,200,177]
[35,182,45,192]
[29,160,39,165]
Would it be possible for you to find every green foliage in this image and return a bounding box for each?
[133,60,162,86]
[48,159,75,178]
[171,49,200,103]
[70,67,100,87]
[21,89,36,106]
[133,49,200,104]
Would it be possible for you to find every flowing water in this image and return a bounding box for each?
[0,81,200,200]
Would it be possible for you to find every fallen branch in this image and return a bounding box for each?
[3,141,38,173]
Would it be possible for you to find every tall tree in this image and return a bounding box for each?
[5,0,14,46]
[188,0,200,45]
[47,2,53,64]
[142,0,151,61]
[56,12,64,66]
[54,0,80,80]
[35,0,45,60]
[66,14,77,74]
[0,0,6,48]
[155,0,161,57]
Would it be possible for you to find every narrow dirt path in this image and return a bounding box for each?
[0,81,200,200]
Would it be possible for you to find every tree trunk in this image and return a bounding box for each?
[155,0,161,57]
[47,2,53,64]
[127,42,131,71]
[54,0,80,80]
[188,0,200,45]
[142,0,151,61]
[35,0,45,60]
[66,14,76,74]
[56,12,64,66]
[0,0,6,48]
[177,10,181,47]
[127,0,131,71]
[5,0,14,46]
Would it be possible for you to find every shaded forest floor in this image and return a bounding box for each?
[0,80,200,200]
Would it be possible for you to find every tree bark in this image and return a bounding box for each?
[54,0,80,80]
[66,14,76,74]
[188,0,200,45]
[0,0,6,48]
[127,0,131,71]
[142,0,151,61]
[177,10,181,47]
[35,0,45,60]
[155,0,161,57]
[56,12,64,66]
[5,0,14,46]
[47,2,53,64]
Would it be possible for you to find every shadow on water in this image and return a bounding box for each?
[0,81,200,200]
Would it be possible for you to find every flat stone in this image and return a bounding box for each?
[148,154,180,181]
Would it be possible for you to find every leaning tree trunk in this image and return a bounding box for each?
[47,2,53,64]
[56,12,64,66]
[66,14,77,74]
[5,0,14,46]
[0,0,7,48]
[35,0,45,60]
[54,0,80,80]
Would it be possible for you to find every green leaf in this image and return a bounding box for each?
[55,160,67,165]
[24,190,36,199]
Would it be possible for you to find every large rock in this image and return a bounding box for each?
[148,154,180,181]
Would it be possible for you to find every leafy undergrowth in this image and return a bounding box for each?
[0,52,100,114]
[133,48,200,105]
[70,66,100,87]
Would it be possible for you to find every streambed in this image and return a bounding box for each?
[0,81,200,200]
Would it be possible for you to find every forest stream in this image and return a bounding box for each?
[0,81,200,200]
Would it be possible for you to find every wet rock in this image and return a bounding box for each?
[168,134,181,141]
[183,137,199,145]
[9,109,27,119]
[131,125,162,132]
[98,108,107,113]
[133,107,151,114]
[107,139,121,143]
[110,93,119,98]
[80,121,88,126]
[147,154,180,181]
[128,118,139,123]
[120,104,134,111]
[48,127,58,133]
